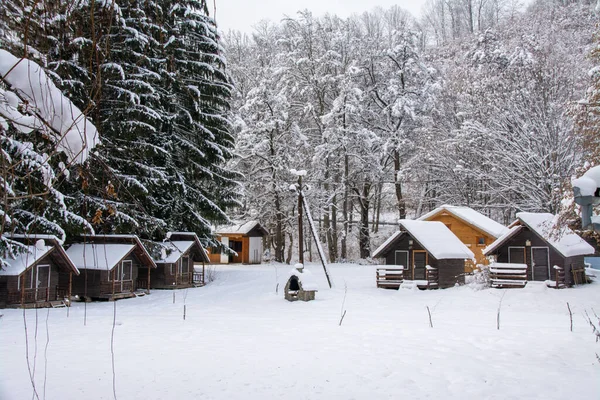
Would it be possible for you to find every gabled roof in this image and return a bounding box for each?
[1,235,80,276]
[156,232,210,264]
[483,213,595,258]
[418,205,509,238]
[66,235,157,270]
[216,221,268,236]
[66,243,136,270]
[0,244,54,276]
[373,220,475,261]
[482,226,523,256]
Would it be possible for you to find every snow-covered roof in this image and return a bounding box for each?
[0,245,54,276]
[66,243,136,270]
[216,221,268,236]
[418,205,509,238]
[9,233,64,245]
[156,241,195,264]
[372,231,403,258]
[288,268,318,291]
[401,220,475,260]
[517,212,595,258]
[373,220,475,261]
[483,226,523,255]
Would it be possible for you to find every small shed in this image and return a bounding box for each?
[483,212,594,284]
[66,235,156,301]
[151,232,210,289]
[418,205,508,270]
[372,220,475,288]
[284,264,318,301]
[0,234,79,308]
[212,221,268,264]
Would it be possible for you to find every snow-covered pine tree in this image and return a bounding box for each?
[158,0,241,240]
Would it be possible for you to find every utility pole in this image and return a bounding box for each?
[298,174,304,264]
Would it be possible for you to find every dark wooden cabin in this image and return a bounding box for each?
[0,234,79,308]
[483,212,594,285]
[211,221,268,264]
[151,232,210,289]
[66,235,156,301]
[373,220,475,289]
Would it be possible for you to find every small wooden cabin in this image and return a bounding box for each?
[66,235,156,301]
[483,212,594,284]
[373,220,475,289]
[0,234,79,308]
[151,232,210,289]
[418,205,508,271]
[211,221,268,264]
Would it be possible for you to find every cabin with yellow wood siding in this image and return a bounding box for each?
[418,205,509,271]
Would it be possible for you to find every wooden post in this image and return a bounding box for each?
[298,175,304,264]
[20,270,25,306]
[147,266,151,294]
[68,271,72,306]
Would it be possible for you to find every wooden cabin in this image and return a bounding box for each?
[151,232,210,289]
[66,235,156,301]
[418,205,508,271]
[373,220,475,289]
[210,221,268,264]
[0,234,79,308]
[483,212,594,285]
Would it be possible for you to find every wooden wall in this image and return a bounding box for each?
[72,253,142,298]
[490,227,586,283]
[424,212,496,269]
[0,256,62,305]
[381,233,465,287]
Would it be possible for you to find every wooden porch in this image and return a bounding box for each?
[376,266,439,290]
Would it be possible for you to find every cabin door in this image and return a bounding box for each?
[531,247,550,281]
[35,264,50,301]
[412,251,427,280]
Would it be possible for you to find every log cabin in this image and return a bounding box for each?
[418,205,509,271]
[0,234,79,308]
[210,221,268,264]
[151,232,210,289]
[483,212,594,285]
[66,235,156,301]
[373,220,475,289]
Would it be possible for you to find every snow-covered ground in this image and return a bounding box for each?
[1,263,599,399]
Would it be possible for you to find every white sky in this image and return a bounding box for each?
[213,0,427,33]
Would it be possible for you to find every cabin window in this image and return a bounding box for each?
[170,264,174,275]
[476,237,485,246]
[18,269,34,289]
[181,257,189,274]
[395,251,409,270]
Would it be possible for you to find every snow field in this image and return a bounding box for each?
[1,263,599,399]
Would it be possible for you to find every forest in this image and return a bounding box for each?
[1,0,599,264]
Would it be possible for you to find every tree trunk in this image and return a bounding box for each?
[329,194,338,261]
[357,182,371,259]
[394,149,407,219]
[341,154,349,260]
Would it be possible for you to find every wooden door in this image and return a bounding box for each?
[121,261,132,292]
[531,247,550,281]
[412,251,427,280]
[36,265,50,301]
